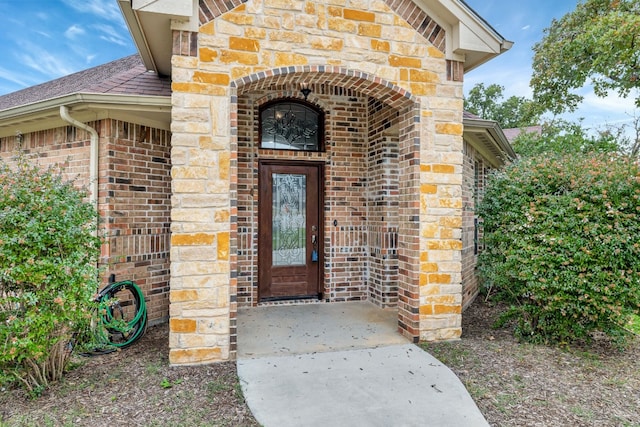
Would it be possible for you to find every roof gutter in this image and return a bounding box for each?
[0,93,172,138]
[463,117,517,164]
[0,93,171,121]
[59,106,99,214]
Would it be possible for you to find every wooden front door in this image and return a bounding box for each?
[258,162,323,301]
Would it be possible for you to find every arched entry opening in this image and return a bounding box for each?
[230,67,421,344]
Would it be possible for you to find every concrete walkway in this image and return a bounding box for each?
[236,302,489,427]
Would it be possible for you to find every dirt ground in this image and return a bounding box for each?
[0,325,260,427]
[2,298,639,426]
[424,299,640,427]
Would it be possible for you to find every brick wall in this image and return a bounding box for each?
[1,128,92,182]
[461,140,488,309]
[0,120,172,324]
[99,120,172,323]
[237,89,401,306]
[367,98,400,307]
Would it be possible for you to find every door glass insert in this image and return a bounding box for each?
[260,101,320,151]
[272,173,306,266]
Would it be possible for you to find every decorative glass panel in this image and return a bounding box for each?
[261,102,320,150]
[272,173,306,266]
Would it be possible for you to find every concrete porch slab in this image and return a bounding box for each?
[237,301,410,358]
[236,302,489,426]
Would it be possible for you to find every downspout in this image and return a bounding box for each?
[59,106,99,213]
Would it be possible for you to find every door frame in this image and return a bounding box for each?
[257,159,325,301]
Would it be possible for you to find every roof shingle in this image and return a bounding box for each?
[0,55,171,111]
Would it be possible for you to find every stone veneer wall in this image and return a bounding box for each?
[169,0,466,364]
[0,120,172,324]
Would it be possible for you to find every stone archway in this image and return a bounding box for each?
[230,66,422,348]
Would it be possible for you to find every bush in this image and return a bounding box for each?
[478,152,640,345]
[0,156,102,394]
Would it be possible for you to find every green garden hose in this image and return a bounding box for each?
[95,280,147,348]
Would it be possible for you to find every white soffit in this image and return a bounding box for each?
[416,0,512,71]
[131,0,193,17]
[119,0,198,77]
[0,94,171,138]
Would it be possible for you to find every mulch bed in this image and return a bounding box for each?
[2,298,639,426]
[424,298,640,427]
[1,325,259,426]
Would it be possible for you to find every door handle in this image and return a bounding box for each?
[311,233,318,262]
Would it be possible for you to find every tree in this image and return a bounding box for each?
[464,83,541,128]
[531,0,640,115]
[511,119,620,158]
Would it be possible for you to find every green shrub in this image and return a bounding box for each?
[478,152,640,345]
[0,156,102,394]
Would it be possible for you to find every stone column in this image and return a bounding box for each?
[169,56,233,364]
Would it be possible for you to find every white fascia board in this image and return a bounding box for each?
[415,0,512,67]
[132,0,193,18]
[453,21,502,55]
[123,0,197,75]
[0,93,171,138]
[171,0,200,32]
[464,117,517,165]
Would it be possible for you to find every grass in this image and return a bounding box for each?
[206,374,246,402]
[571,405,595,421]
[628,314,640,335]
[207,379,233,395]
[423,342,475,366]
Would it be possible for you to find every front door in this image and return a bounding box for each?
[258,162,323,301]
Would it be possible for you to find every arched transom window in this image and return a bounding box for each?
[260,100,324,151]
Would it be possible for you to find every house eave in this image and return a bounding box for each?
[118,0,197,77]
[118,0,511,78]
[463,117,516,167]
[0,93,172,138]
[415,0,513,71]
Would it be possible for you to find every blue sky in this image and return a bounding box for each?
[464,0,637,131]
[0,0,636,132]
[0,0,135,95]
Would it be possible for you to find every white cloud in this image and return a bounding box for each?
[92,24,129,47]
[521,25,531,30]
[15,42,78,79]
[0,66,34,88]
[36,30,53,39]
[579,89,637,115]
[566,90,638,135]
[64,24,86,40]
[61,0,122,22]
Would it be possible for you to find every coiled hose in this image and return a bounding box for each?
[95,280,147,349]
